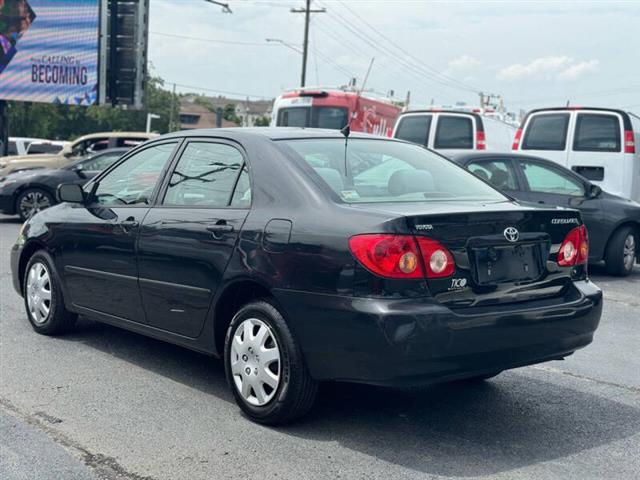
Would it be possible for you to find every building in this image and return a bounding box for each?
[178,95,273,130]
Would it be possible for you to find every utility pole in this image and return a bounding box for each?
[168,82,176,132]
[291,0,325,87]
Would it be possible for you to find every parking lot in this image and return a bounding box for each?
[0,213,638,480]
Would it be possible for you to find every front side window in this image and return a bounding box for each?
[280,138,506,204]
[163,142,244,207]
[522,113,569,150]
[573,113,621,152]
[394,115,431,146]
[80,151,125,171]
[91,143,177,206]
[434,115,473,149]
[467,160,519,191]
[521,161,585,196]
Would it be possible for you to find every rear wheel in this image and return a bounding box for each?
[23,252,77,335]
[604,226,637,276]
[224,300,318,425]
[16,188,54,221]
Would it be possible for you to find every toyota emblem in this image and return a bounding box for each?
[504,227,519,242]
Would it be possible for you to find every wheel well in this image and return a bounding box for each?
[213,280,272,355]
[17,241,46,295]
[604,222,640,260]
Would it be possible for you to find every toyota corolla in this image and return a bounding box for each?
[10,128,602,424]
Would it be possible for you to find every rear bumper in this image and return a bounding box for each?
[273,280,602,386]
[0,192,15,215]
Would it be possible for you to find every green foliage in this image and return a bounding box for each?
[6,75,179,140]
[223,103,241,125]
[253,115,270,127]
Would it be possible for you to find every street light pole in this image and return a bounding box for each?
[291,1,325,87]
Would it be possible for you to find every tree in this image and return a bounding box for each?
[6,74,179,140]
[223,103,241,125]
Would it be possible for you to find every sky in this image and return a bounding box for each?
[149,0,640,114]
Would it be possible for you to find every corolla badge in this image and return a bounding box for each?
[504,227,519,242]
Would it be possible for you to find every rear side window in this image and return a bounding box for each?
[573,113,621,152]
[434,115,473,149]
[522,114,569,150]
[394,115,431,146]
[467,160,519,191]
[163,142,244,207]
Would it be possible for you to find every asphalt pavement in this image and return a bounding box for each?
[0,214,638,480]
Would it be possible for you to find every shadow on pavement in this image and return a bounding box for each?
[57,317,640,478]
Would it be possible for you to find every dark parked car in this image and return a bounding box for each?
[450,152,640,276]
[11,129,602,424]
[0,148,130,221]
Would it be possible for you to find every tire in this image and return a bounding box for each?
[23,251,77,335]
[604,226,637,277]
[224,299,318,425]
[16,188,55,221]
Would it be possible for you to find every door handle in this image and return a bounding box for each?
[537,200,546,204]
[120,217,139,232]
[206,220,234,234]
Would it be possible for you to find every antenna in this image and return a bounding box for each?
[341,124,350,177]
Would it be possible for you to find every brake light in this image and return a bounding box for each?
[349,234,422,279]
[349,234,455,279]
[512,128,523,150]
[476,130,486,150]
[415,237,455,278]
[557,225,588,266]
[624,130,636,154]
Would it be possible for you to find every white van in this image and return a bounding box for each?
[392,110,516,155]
[512,107,640,202]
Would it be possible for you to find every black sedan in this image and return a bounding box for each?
[11,129,602,424]
[450,152,640,276]
[0,148,130,221]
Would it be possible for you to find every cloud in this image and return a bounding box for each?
[497,56,599,81]
[447,55,481,71]
[557,59,599,80]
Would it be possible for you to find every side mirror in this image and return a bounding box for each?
[57,183,85,204]
[587,184,602,198]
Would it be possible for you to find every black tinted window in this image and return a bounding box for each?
[395,115,431,146]
[277,108,309,127]
[522,114,569,150]
[312,107,348,130]
[573,113,621,152]
[163,142,243,207]
[434,115,473,149]
[468,160,518,190]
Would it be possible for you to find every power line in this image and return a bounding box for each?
[150,31,280,46]
[167,81,272,100]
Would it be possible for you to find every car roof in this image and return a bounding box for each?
[72,131,159,142]
[159,127,398,142]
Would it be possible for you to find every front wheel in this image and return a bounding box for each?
[224,300,318,425]
[16,188,55,221]
[605,226,637,277]
[23,251,77,335]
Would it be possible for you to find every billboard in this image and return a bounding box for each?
[0,0,100,105]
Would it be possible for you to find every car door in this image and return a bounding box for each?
[517,159,606,255]
[60,141,179,323]
[465,157,524,199]
[136,140,251,337]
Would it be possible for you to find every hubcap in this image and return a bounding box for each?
[623,234,636,270]
[19,191,51,219]
[26,262,52,324]
[230,318,281,406]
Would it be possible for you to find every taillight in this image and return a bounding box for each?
[349,234,455,279]
[624,130,636,154]
[476,130,486,150]
[557,225,588,267]
[349,234,422,279]
[415,237,455,278]
[512,128,523,150]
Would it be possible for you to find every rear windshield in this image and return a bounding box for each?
[279,138,506,204]
[277,107,348,130]
[434,115,474,149]
[522,113,569,150]
[394,115,431,146]
[573,113,621,152]
[27,143,64,154]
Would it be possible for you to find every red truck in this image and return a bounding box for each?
[271,88,402,137]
